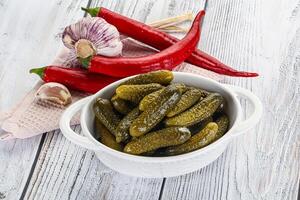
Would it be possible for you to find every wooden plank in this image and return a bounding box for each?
[24,129,163,200]
[2,0,298,199]
[0,0,89,199]
[22,0,207,199]
[24,128,163,200]
[23,1,165,199]
[160,0,300,199]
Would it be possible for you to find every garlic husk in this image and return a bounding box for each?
[62,17,122,59]
[35,82,72,106]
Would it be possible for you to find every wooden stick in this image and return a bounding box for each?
[159,26,188,33]
[147,13,193,29]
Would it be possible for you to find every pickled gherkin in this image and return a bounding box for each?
[93,98,120,136]
[95,119,123,151]
[172,83,187,93]
[215,103,225,114]
[167,88,203,117]
[164,122,218,155]
[165,93,223,126]
[124,127,191,155]
[130,85,182,137]
[215,114,229,139]
[115,107,140,143]
[121,70,173,85]
[189,116,213,135]
[197,88,210,97]
[116,83,163,103]
[139,83,186,111]
[139,89,164,111]
[111,94,133,115]
[92,70,230,157]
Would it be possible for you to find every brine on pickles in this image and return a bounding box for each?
[165,93,223,126]
[166,88,204,117]
[92,70,230,157]
[139,83,186,111]
[124,127,191,155]
[116,83,163,103]
[130,84,182,137]
[95,119,123,151]
[164,122,219,156]
[214,114,229,139]
[111,94,134,115]
[139,88,164,111]
[93,98,120,136]
[115,107,140,143]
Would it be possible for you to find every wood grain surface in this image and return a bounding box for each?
[0,0,299,199]
[0,0,89,199]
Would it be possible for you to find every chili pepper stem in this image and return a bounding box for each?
[78,56,92,69]
[81,7,100,17]
[30,67,46,79]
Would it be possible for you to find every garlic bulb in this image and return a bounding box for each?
[62,17,122,62]
[35,82,72,106]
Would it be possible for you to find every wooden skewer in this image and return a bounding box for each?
[147,13,193,29]
[159,26,188,33]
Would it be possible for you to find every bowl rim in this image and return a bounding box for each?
[81,72,242,163]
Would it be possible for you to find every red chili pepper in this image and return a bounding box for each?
[88,11,204,77]
[82,7,258,77]
[30,66,119,93]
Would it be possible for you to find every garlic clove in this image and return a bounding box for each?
[75,39,96,59]
[35,82,72,106]
[62,17,123,60]
[93,23,123,57]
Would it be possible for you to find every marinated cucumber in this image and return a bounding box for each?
[197,88,210,97]
[93,98,120,136]
[111,94,134,115]
[165,93,223,126]
[139,89,164,111]
[172,83,187,93]
[92,70,229,157]
[95,118,123,151]
[121,70,173,85]
[124,127,191,155]
[116,83,163,103]
[215,114,229,139]
[139,83,186,111]
[130,85,182,137]
[189,116,213,135]
[215,103,225,113]
[164,122,218,155]
[115,107,140,143]
[167,88,203,117]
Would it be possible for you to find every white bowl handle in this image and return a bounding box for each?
[59,97,98,151]
[223,84,263,136]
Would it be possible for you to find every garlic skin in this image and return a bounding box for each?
[35,82,72,106]
[62,17,123,60]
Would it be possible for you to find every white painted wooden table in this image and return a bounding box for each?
[0,0,299,199]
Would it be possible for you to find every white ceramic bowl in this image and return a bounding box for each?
[60,72,262,178]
